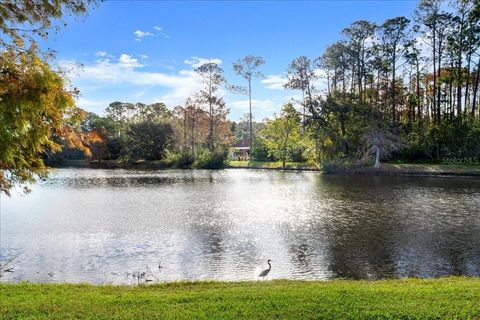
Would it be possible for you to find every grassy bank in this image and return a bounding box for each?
[325,162,480,177]
[1,278,480,319]
[228,160,317,170]
[229,160,480,177]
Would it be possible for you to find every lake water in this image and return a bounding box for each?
[1,168,480,284]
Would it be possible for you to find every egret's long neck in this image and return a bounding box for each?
[268,261,271,270]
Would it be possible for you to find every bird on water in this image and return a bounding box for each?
[258,259,272,277]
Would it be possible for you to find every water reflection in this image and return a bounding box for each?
[1,169,479,283]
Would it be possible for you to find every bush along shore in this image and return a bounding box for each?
[2,277,480,319]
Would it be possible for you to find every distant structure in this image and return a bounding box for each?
[231,139,251,160]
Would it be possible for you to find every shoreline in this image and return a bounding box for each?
[2,277,480,319]
[50,160,480,178]
[319,163,480,179]
[330,163,480,178]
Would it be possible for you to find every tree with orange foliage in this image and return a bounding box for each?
[0,0,98,194]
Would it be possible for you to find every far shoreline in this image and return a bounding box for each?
[49,159,480,178]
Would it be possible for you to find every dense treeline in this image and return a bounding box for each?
[254,0,480,168]
[48,0,480,171]
[51,100,232,169]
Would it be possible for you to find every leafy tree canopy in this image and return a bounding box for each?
[262,103,302,169]
[0,0,98,195]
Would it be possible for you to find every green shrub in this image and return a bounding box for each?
[322,159,347,174]
[321,158,360,173]
[250,137,273,162]
[194,149,228,169]
[164,150,194,168]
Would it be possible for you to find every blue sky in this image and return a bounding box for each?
[44,0,417,121]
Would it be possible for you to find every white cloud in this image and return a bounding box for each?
[118,54,143,69]
[134,30,154,41]
[66,59,196,87]
[261,74,287,90]
[62,57,205,108]
[314,68,325,78]
[95,51,107,57]
[134,90,147,98]
[94,51,114,59]
[139,54,148,59]
[154,87,198,107]
[313,78,329,93]
[76,97,108,108]
[414,35,431,58]
[134,30,153,38]
[184,56,223,68]
[153,26,170,38]
[75,97,110,114]
[365,35,377,47]
[262,71,328,94]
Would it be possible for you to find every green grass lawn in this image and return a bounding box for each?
[228,160,316,170]
[2,278,480,319]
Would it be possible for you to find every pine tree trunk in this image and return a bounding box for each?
[456,13,465,117]
[472,56,480,119]
[449,62,454,120]
[374,146,380,168]
[465,54,471,114]
[376,68,381,111]
[183,108,187,149]
[249,77,253,150]
[191,111,196,158]
[209,83,214,152]
[432,27,437,123]
[392,47,397,123]
[437,38,442,123]
[416,60,421,119]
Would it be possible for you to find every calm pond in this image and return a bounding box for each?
[1,168,480,284]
